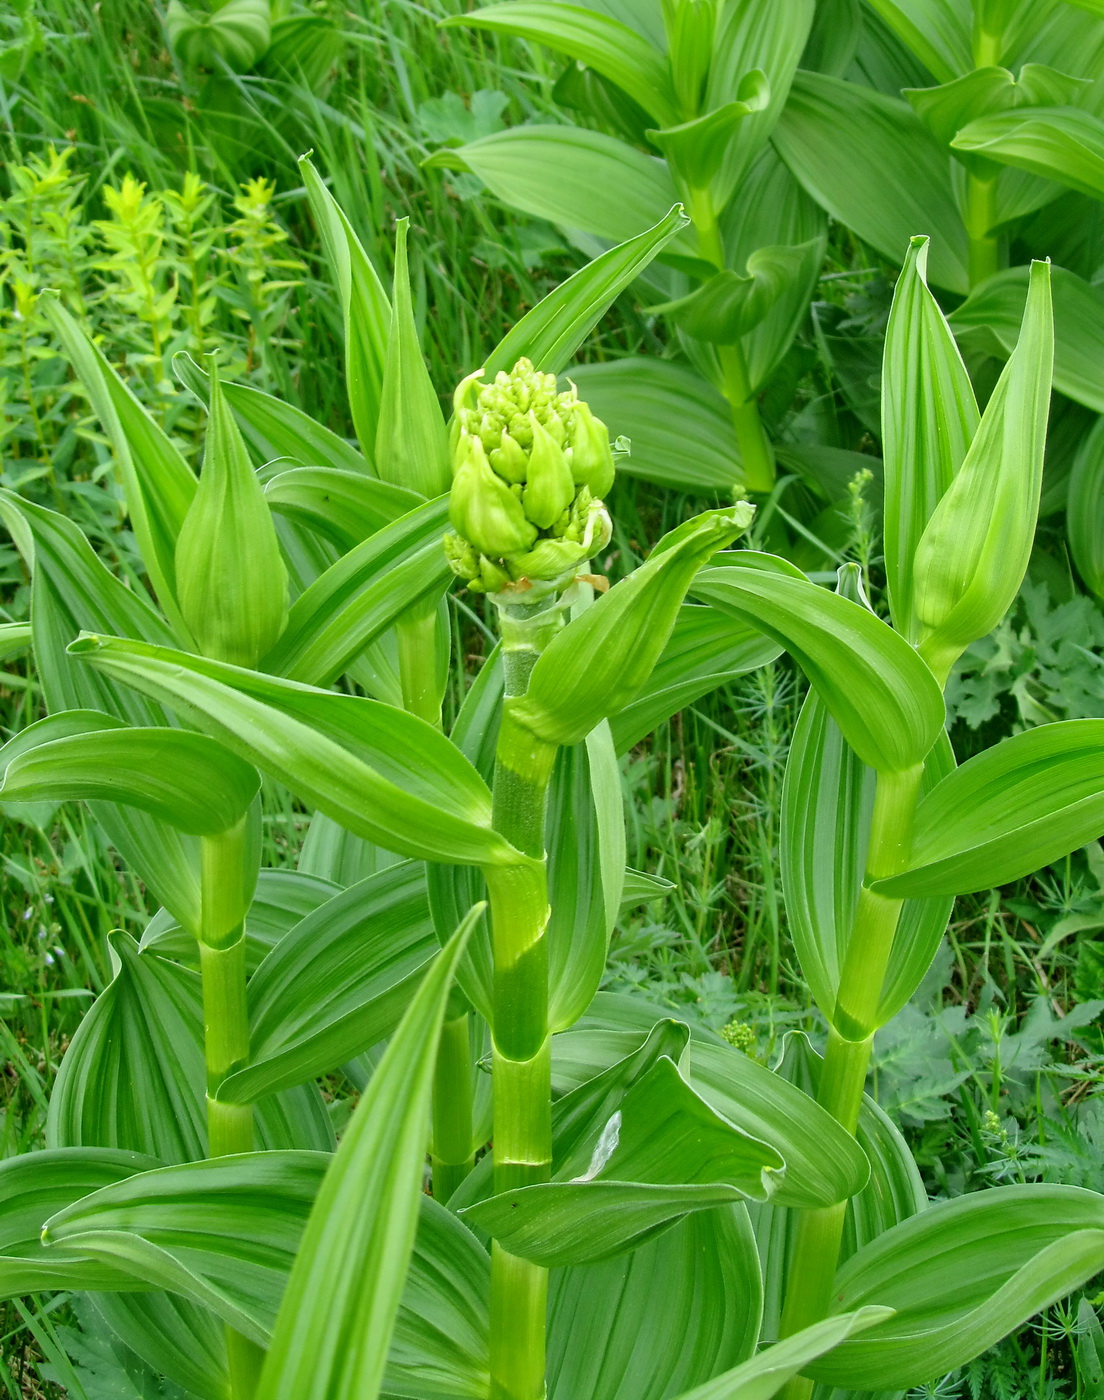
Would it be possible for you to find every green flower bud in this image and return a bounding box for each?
[568,399,616,497]
[450,433,537,558]
[522,413,575,528]
[444,531,480,582]
[490,428,529,484]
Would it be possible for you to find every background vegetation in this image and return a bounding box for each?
[2,1,1103,1396]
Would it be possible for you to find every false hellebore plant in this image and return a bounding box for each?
[1,155,1104,1400]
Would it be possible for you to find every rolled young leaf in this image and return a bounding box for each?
[881,236,979,643]
[912,258,1054,682]
[873,719,1104,898]
[175,355,289,668]
[511,506,754,748]
[374,219,450,499]
[254,906,478,1400]
[68,632,523,869]
[0,712,259,836]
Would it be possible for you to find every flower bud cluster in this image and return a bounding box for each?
[444,358,619,594]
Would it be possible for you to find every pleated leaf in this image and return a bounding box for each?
[95,1292,228,1400]
[953,105,1104,199]
[47,932,333,1162]
[68,632,519,869]
[222,862,437,1102]
[692,554,945,774]
[1068,415,1104,599]
[863,0,972,82]
[808,1185,1104,1390]
[254,907,477,1400]
[264,466,420,553]
[875,719,1104,898]
[881,235,979,642]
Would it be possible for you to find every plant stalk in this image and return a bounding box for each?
[431,1009,476,1202]
[486,598,560,1400]
[199,827,264,1399]
[776,765,924,1400]
[966,172,1000,288]
[688,188,776,493]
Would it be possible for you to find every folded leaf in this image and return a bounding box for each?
[874,719,1104,897]
[69,632,519,869]
[486,204,689,378]
[808,1184,1104,1390]
[0,711,259,836]
[0,621,31,661]
[654,242,816,345]
[863,0,971,83]
[514,507,755,748]
[647,73,771,192]
[444,3,679,127]
[264,467,421,552]
[692,555,945,774]
[953,105,1104,199]
[255,907,478,1400]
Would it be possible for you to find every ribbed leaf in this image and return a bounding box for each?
[515,508,755,748]
[953,105,1104,198]
[69,633,518,869]
[0,711,259,836]
[655,242,818,344]
[692,555,945,774]
[261,496,451,687]
[0,622,31,660]
[301,156,391,466]
[1068,415,1104,598]
[881,235,979,642]
[254,908,477,1400]
[264,467,421,552]
[222,862,437,1102]
[864,0,972,82]
[42,296,196,637]
[808,1185,1104,1390]
[95,1292,228,1400]
[875,719,1104,898]
[648,77,771,193]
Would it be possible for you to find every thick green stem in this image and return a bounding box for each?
[485,598,559,1400]
[687,188,775,493]
[199,829,262,1398]
[966,172,1000,287]
[777,766,924,1399]
[432,1010,475,1203]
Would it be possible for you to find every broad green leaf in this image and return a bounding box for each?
[568,357,741,492]
[808,1185,1104,1390]
[907,64,1091,151]
[175,354,289,668]
[912,259,1053,677]
[48,933,333,1162]
[553,999,871,1211]
[174,352,370,476]
[667,1308,895,1400]
[42,296,196,638]
[261,496,450,686]
[773,71,969,294]
[44,1152,326,1346]
[950,264,1104,411]
[300,156,391,466]
[881,236,979,642]
[1068,415,1104,598]
[254,907,477,1400]
[264,467,421,552]
[69,632,519,868]
[874,719,1104,898]
[0,1147,158,1298]
[298,810,401,887]
[0,712,259,836]
[655,242,817,344]
[692,555,946,773]
[515,507,755,748]
[609,603,781,754]
[486,204,690,377]
[463,1056,783,1267]
[648,74,771,193]
[547,1208,763,1400]
[426,126,688,251]
[444,3,678,126]
[375,219,450,499]
[94,1292,228,1400]
[222,862,437,1102]
[0,491,203,929]
[864,0,973,81]
[953,105,1104,199]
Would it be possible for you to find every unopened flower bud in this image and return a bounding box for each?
[522,413,575,528]
[568,399,616,497]
[490,428,529,484]
[449,433,537,558]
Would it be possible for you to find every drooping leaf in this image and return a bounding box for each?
[874,719,1104,898]
[254,907,477,1400]
[486,204,689,377]
[443,3,679,126]
[647,74,771,192]
[222,862,437,1102]
[654,242,818,345]
[69,632,519,869]
[691,554,946,774]
[953,105,1104,199]
[773,71,969,294]
[807,1185,1104,1390]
